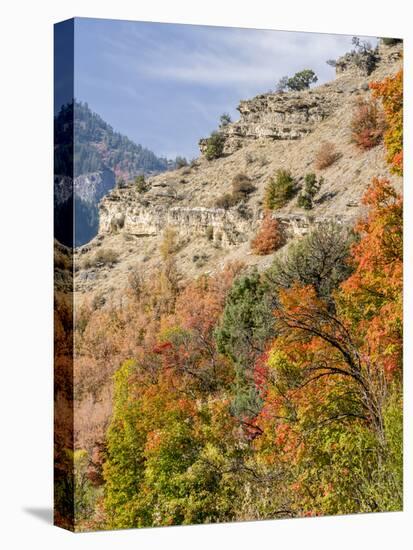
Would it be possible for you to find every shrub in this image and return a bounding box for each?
[287,69,318,91]
[297,173,323,210]
[83,248,119,269]
[266,221,353,299]
[135,174,148,193]
[204,132,226,160]
[297,193,312,210]
[251,214,285,255]
[94,248,119,265]
[315,141,339,170]
[349,37,378,75]
[219,113,232,127]
[232,173,255,196]
[264,169,295,210]
[175,156,188,168]
[215,193,239,210]
[276,75,289,93]
[381,37,402,46]
[351,98,385,150]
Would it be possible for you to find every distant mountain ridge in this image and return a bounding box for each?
[54,101,171,246]
[54,100,170,179]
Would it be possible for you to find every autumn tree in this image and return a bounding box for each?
[370,69,403,175]
[251,214,285,255]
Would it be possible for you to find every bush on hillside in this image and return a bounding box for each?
[264,169,295,210]
[251,214,285,255]
[315,141,340,170]
[381,38,402,46]
[135,174,148,193]
[204,132,226,160]
[297,173,324,210]
[215,193,240,210]
[351,98,385,150]
[232,173,255,197]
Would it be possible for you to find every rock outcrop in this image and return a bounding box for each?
[199,41,403,156]
[74,169,116,205]
[99,191,351,249]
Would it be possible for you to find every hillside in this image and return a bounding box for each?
[73,40,402,298]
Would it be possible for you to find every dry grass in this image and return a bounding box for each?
[82,248,119,269]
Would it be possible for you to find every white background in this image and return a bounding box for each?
[0,0,411,548]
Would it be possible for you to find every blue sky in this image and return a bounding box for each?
[74,18,376,160]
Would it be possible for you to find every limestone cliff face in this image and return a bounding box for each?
[99,187,350,250]
[221,91,339,154]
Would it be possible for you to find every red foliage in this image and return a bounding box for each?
[350,98,385,150]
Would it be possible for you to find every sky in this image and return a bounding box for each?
[73,18,377,160]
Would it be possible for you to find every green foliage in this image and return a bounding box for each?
[74,450,101,524]
[70,70,403,530]
[381,37,403,46]
[219,113,232,127]
[297,173,323,210]
[204,132,226,160]
[215,271,274,365]
[103,360,148,529]
[264,169,295,210]
[286,69,318,91]
[135,174,148,193]
[215,271,274,417]
[266,222,353,300]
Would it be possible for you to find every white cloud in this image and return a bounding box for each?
[101,25,374,88]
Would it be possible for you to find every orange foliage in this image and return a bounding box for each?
[340,177,402,374]
[370,69,403,175]
[251,214,285,255]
